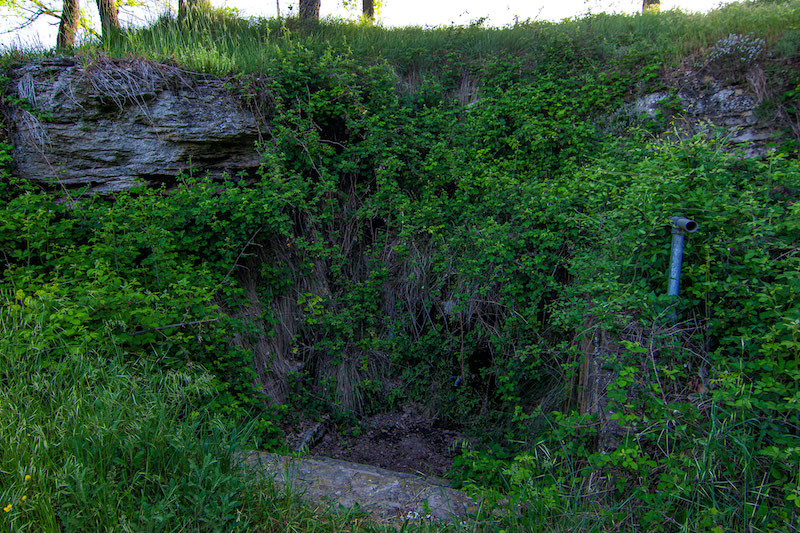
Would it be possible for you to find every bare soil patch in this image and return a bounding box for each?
[286,406,466,477]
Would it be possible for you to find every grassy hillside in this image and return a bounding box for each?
[2,1,800,530]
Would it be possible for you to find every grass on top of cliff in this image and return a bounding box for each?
[90,0,800,78]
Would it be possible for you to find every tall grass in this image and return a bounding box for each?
[0,294,258,531]
[98,0,800,77]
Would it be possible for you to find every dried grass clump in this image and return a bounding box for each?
[80,55,196,110]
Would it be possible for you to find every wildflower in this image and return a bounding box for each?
[24,475,31,481]
[3,504,11,513]
[21,496,27,502]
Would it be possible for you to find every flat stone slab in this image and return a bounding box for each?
[243,452,479,523]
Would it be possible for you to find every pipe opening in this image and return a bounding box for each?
[671,216,699,233]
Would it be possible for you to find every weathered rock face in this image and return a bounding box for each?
[244,452,480,523]
[632,83,777,157]
[7,57,262,193]
[5,58,781,195]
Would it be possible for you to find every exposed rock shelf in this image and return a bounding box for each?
[5,57,780,195]
[7,57,261,193]
[243,452,479,524]
[631,84,777,158]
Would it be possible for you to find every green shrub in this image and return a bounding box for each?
[3,3,800,530]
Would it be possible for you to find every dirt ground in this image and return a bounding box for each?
[285,405,466,478]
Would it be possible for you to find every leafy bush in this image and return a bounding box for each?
[2,2,800,530]
[451,136,800,531]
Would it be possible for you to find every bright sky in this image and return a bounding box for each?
[1,0,734,50]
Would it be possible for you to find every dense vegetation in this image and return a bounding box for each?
[1,1,799,530]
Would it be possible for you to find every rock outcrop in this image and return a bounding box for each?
[4,57,782,194]
[632,83,777,157]
[6,57,262,193]
[244,452,480,524]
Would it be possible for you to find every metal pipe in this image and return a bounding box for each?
[667,216,699,318]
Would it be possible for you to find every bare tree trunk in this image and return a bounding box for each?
[57,0,80,49]
[642,0,660,12]
[362,0,373,21]
[298,0,320,21]
[96,0,119,41]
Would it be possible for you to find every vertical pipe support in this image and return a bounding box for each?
[667,216,699,318]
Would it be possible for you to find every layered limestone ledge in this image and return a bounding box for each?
[632,85,778,158]
[7,57,262,193]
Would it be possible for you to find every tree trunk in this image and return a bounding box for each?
[642,0,660,12]
[95,0,119,41]
[362,0,373,21]
[298,0,320,21]
[57,0,80,49]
